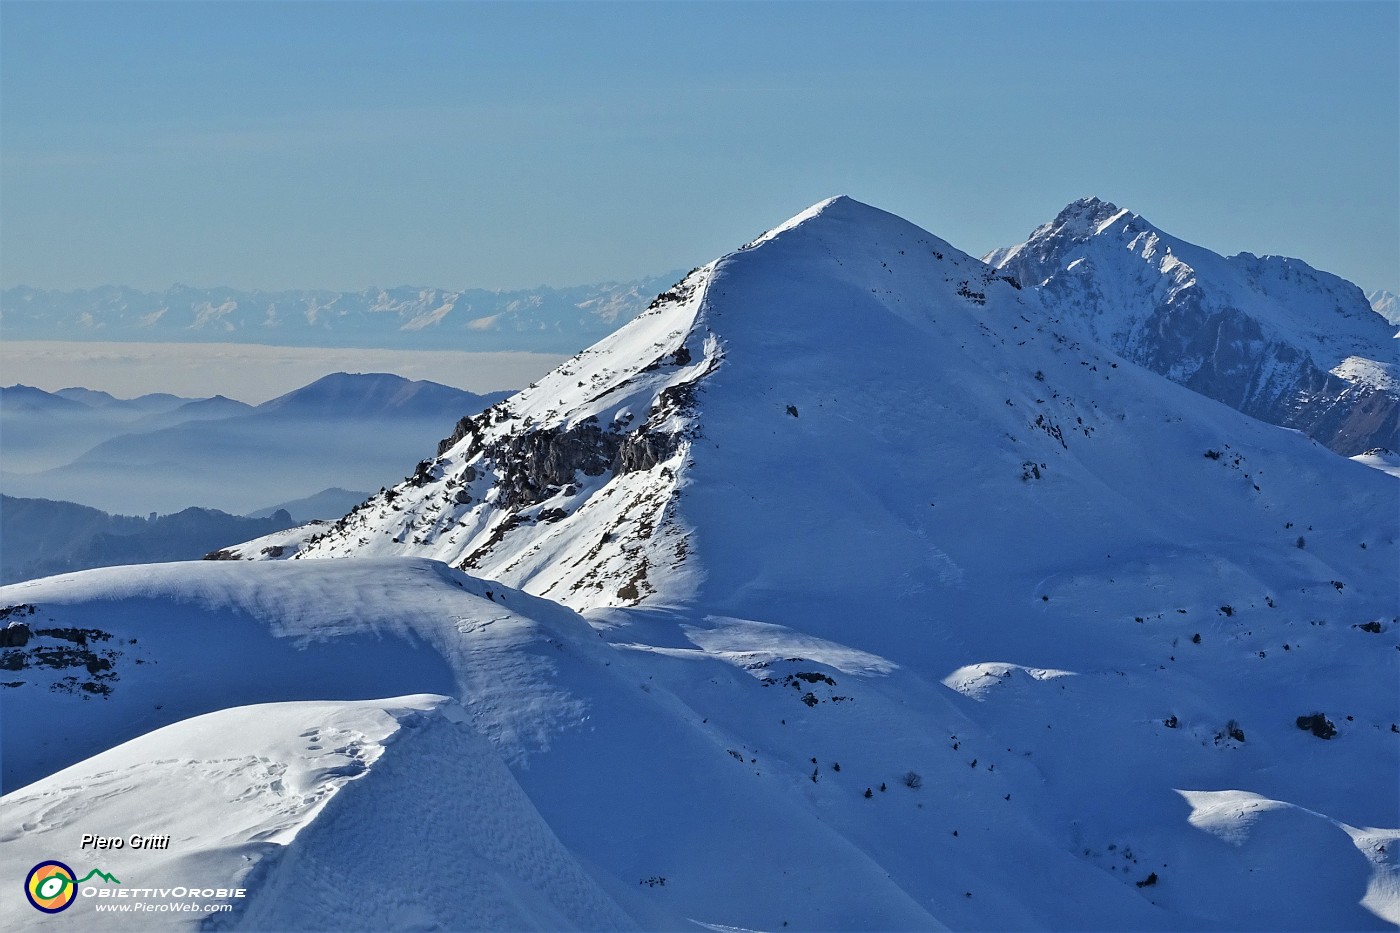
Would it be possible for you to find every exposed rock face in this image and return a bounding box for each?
[488,418,680,511]
[1296,712,1338,740]
[1,622,31,647]
[436,412,484,458]
[987,198,1398,456]
[284,263,717,608]
[1123,299,1398,454]
[1289,378,1399,454]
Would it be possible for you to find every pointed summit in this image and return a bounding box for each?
[982,198,1132,271]
[1052,195,1126,228]
[1035,197,1137,246]
[738,194,965,261]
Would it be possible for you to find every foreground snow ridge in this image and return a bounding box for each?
[2,196,1397,931]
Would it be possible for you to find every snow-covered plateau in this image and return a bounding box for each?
[2,197,1396,931]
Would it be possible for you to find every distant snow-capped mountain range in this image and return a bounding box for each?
[0,276,679,353]
[2,196,1395,931]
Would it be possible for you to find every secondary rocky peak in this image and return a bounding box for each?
[987,198,1398,456]
[1046,196,1132,239]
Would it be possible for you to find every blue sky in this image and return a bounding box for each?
[2,1,1396,295]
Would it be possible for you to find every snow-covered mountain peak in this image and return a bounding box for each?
[8,196,1399,931]
[1367,288,1399,326]
[739,195,972,271]
[274,197,1048,612]
[271,194,1394,649]
[982,197,1144,274]
[985,198,1397,455]
[990,198,1392,354]
[741,194,853,247]
[1051,196,1131,235]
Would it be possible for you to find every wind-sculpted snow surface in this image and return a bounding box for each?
[0,696,638,932]
[0,558,627,788]
[987,198,1399,456]
[5,198,1397,930]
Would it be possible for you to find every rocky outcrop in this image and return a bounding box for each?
[486,418,681,511]
[1289,381,1399,455]
[1,622,31,647]
[1296,712,1338,739]
[1129,301,1398,455]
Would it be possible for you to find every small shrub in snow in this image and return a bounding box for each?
[902,771,922,789]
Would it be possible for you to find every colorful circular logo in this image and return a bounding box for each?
[26,860,77,913]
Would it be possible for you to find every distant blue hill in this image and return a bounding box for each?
[53,387,193,413]
[0,495,298,585]
[246,487,371,523]
[1,372,508,515]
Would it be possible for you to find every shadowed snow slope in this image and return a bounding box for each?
[4,198,1397,930]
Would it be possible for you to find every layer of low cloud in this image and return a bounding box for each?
[0,341,564,404]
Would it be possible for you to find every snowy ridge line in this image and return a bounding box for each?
[281,261,722,608]
[5,196,1394,931]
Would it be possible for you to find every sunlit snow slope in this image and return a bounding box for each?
[4,197,1397,931]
